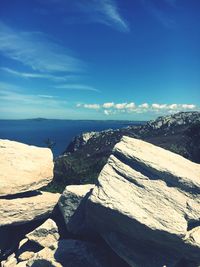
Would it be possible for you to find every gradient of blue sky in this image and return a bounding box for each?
[0,0,199,120]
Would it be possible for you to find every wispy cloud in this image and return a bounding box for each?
[37,94,54,99]
[36,0,129,32]
[1,67,78,82]
[79,0,129,32]
[0,82,20,92]
[139,0,176,28]
[56,84,100,92]
[0,21,84,73]
[77,102,198,115]
[0,83,58,105]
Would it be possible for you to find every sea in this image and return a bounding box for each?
[0,119,145,158]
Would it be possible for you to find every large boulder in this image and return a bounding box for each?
[58,184,94,235]
[87,136,200,267]
[0,139,54,196]
[0,192,60,226]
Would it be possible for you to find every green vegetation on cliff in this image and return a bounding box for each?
[43,112,200,193]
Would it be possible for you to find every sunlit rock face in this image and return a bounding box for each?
[0,192,60,227]
[87,136,200,267]
[0,139,54,196]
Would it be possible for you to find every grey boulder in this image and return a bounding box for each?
[58,184,94,235]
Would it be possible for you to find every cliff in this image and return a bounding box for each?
[49,111,200,192]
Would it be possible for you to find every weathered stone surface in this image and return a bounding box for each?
[0,192,60,226]
[26,247,62,267]
[26,219,59,248]
[59,184,94,235]
[0,139,54,196]
[18,238,29,250]
[18,251,35,262]
[16,261,28,267]
[87,136,200,267]
[26,239,129,267]
[1,253,17,267]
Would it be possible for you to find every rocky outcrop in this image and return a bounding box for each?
[58,184,94,235]
[0,139,54,196]
[87,136,200,266]
[0,192,60,227]
[53,111,200,193]
[146,111,200,130]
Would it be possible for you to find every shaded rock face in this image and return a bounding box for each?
[58,184,94,235]
[26,239,129,267]
[0,139,54,196]
[1,218,128,267]
[87,136,200,267]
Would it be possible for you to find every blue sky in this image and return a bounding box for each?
[0,0,199,120]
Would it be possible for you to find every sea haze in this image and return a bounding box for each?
[0,119,145,158]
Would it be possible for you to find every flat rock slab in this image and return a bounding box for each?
[87,136,200,267]
[0,139,54,196]
[0,191,60,226]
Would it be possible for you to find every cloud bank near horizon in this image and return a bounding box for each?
[77,102,198,115]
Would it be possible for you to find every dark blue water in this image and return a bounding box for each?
[0,119,144,158]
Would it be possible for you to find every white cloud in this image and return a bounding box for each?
[103,102,114,108]
[83,104,100,109]
[139,103,149,108]
[0,21,83,73]
[69,0,129,32]
[1,67,76,82]
[104,110,110,115]
[0,81,22,92]
[76,103,82,107]
[78,101,198,116]
[115,103,127,109]
[152,103,167,109]
[98,0,129,32]
[35,0,129,32]
[37,95,54,99]
[125,102,136,109]
[55,84,100,92]
[168,104,178,109]
[0,89,61,106]
[181,104,196,109]
[152,103,196,111]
